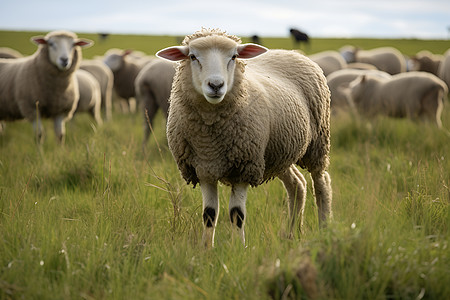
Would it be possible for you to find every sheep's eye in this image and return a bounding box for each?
[190,54,197,61]
[231,54,237,60]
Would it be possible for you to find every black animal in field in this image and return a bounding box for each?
[289,28,309,48]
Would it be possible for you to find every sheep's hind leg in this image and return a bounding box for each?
[53,115,66,144]
[201,181,219,248]
[311,170,332,228]
[229,183,248,246]
[278,165,307,238]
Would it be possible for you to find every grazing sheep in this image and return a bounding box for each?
[409,50,443,76]
[157,28,332,248]
[103,49,155,113]
[343,71,447,127]
[346,62,378,70]
[80,59,114,121]
[438,49,450,91]
[309,50,347,76]
[74,69,103,125]
[326,69,392,114]
[289,28,309,48]
[135,59,176,145]
[0,30,92,143]
[340,46,406,75]
[0,47,23,59]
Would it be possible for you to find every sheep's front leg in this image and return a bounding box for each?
[32,118,43,144]
[53,115,66,144]
[200,181,219,248]
[229,183,248,245]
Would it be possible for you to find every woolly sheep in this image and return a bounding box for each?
[0,30,92,143]
[103,49,155,113]
[326,68,392,114]
[0,47,23,59]
[342,71,447,127]
[409,50,443,76]
[438,48,450,91]
[157,28,332,248]
[74,69,103,125]
[309,50,347,76]
[135,59,176,145]
[340,46,406,75]
[80,59,114,121]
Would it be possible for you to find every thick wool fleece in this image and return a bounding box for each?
[0,31,81,122]
[167,30,331,187]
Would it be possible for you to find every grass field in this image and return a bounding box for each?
[0,31,449,299]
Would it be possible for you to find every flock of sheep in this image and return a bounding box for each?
[1,28,449,247]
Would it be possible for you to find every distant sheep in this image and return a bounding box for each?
[135,59,175,145]
[342,71,447,127]
[103,49,155,113]
[74,69,103,125]
[438,48,450,91]
[0,47,23,59]
[409,50,443,75]
[309,50,347,76]
[326,69,392,114]
[289,28,309,48]
[157,28,332,248]
[0,30,92,143]
[80,59,114,121]
[340,46,406,74]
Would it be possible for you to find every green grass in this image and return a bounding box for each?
[1,31,450,299]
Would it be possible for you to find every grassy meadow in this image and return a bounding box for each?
[0,31,449,299]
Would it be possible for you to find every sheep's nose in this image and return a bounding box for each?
[208,81,224,92]
[60,57,69,67]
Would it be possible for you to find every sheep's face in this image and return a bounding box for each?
[32,33,92,71]
[157,36,267,104]
[103,54,124,72]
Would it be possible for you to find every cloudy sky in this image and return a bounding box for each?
[1,0,449,39]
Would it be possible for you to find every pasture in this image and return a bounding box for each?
[0,31,449,299]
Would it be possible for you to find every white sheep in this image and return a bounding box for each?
[342,71,447,127]
[409,50,443,76]
[340,46,406,75]
[80,59,114,121]
[308,50,347,76]
[438,48,450,91]
[326,69,392,114]
[103,49,155,113]
[0,47,23,59]
[74,69,103,125]
[157,28,332,248]
[134,58,176,145]
[0,30,92,143]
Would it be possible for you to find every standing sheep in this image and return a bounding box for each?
[74,69,103,125]
[438,48,450,91]
[135,59,176,145]
[157,28,332,248]
[103,49,155,113]
[0,30,92,143]
[342,71,447,127]
[409,50,443,76]
[340,46,406,75]
[309,50,347,76]
[80,59,114,121]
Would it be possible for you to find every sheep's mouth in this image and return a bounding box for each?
[204,93,225,104]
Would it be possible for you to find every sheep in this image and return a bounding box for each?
[409,50,443,76]
[74,69,103,125]
[134,58,176,145]
[0,47,23,59]
[342,71,447,127]
[309,50,347,76]
[326,69,392,114]
[103,49,155,113]
[157,28,332,248]
[80,59,114,121]
[438,48,450,91]
[340,46,406,75]
[0,30,92,143]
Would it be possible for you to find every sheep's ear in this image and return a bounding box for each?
[156,46,189,61]
[31,36,47,45]
[237,43,268,59]
[122,49,133,57]
[75,39,93,48]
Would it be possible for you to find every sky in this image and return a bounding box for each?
[1,0,450,39]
